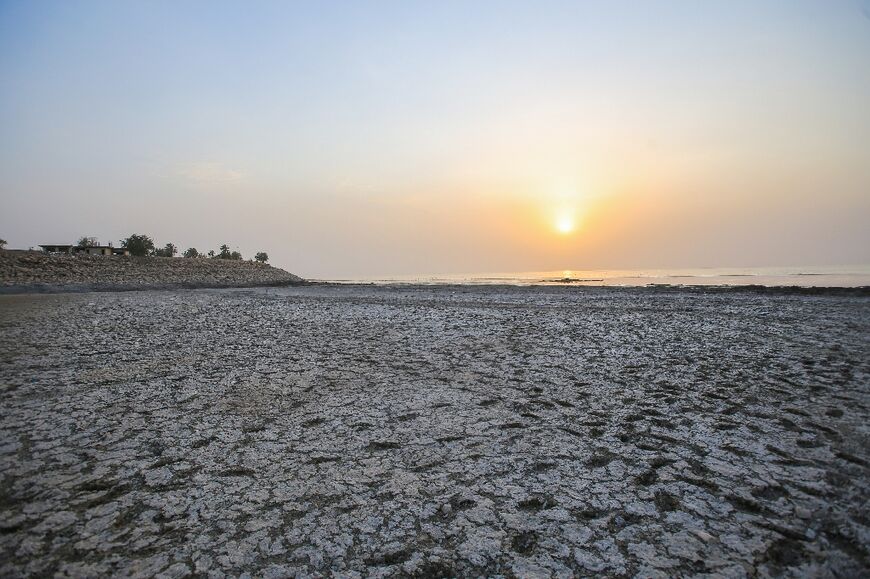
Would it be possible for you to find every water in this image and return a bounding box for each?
[318,265,870,288]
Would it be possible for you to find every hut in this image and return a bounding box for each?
[40,244,130,256]
[39,244,74,254]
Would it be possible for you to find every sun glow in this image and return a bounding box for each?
[547,180,584,236]
[555,213,575,234]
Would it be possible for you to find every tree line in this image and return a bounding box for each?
[85,234,269,263]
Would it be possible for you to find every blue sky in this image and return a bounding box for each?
[1,1,868,276]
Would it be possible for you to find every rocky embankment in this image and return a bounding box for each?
[0,250,304,293]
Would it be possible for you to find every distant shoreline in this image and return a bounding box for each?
[3,250,867,296]
[311,265,870,290]
[305,280,870,297]
[5,280,867,297]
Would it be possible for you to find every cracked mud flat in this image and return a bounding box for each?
[1,284,868,578]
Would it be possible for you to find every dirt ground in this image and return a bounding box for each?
[1,284,868,577]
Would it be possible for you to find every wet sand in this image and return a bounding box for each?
[1,284,868,577]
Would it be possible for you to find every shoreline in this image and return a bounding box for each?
[2,279,868,296]
[310,265,870,290]
[304,280,870,297]
[4,251,867,296]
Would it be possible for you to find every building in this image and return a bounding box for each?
[39,244,130,256]
[39,244,74,254]
[73,245,128,256]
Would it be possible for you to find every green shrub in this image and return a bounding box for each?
[121,234,155,256]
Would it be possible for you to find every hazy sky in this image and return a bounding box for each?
[1,0,868,277]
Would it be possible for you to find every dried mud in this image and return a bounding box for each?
[0,284,868,577]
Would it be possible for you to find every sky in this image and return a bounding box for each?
[1,0,868,278]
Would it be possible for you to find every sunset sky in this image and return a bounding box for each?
[1,1,868,277]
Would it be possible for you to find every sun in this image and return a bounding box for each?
[555,213,575,234]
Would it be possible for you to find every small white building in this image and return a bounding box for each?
[40,244,130,256]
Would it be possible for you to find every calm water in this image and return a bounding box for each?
[319,265,870,288]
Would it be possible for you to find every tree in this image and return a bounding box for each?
[207,250,215,258]
[254,252,268,263]
[0,238,6,249]
[77,236,99,247]
[183,247,199,258]
[154,243,177,257]
[121,234,155,257]
[215,244,242,260]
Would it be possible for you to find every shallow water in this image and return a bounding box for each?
[319,265,870,287]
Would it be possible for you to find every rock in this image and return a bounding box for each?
[0,250,304,293]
